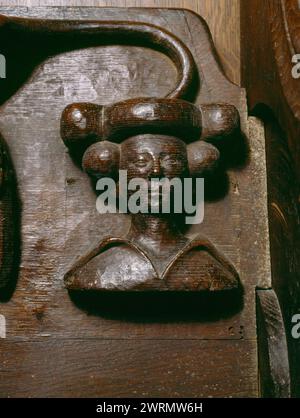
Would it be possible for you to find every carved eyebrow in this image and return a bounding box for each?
[129,150,152,157]
[138,150,151,155]
[160,152,184,159]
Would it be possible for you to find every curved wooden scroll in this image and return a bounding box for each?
[0,13,198,296]
[0,15,197,101]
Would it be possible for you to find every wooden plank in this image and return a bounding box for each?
[0,339,258,397]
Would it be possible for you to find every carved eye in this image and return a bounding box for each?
[161,155,184,170]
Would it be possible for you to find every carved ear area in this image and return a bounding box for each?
[82,141,120,178]
[60,102,102,150]
[199,104,240,142]
[187,141,220,176]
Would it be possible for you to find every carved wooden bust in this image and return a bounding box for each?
[61,98,241,292]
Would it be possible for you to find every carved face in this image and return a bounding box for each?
[119,134,188,213]
[81,133,220,214]
[82,134,220,181]
[120,134,188,180]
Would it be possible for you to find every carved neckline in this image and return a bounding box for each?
[65,234,240,291]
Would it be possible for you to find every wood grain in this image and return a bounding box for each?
[0,0,240,85]
[0,339,257,397]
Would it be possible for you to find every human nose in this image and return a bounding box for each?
[151,157,163,177]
